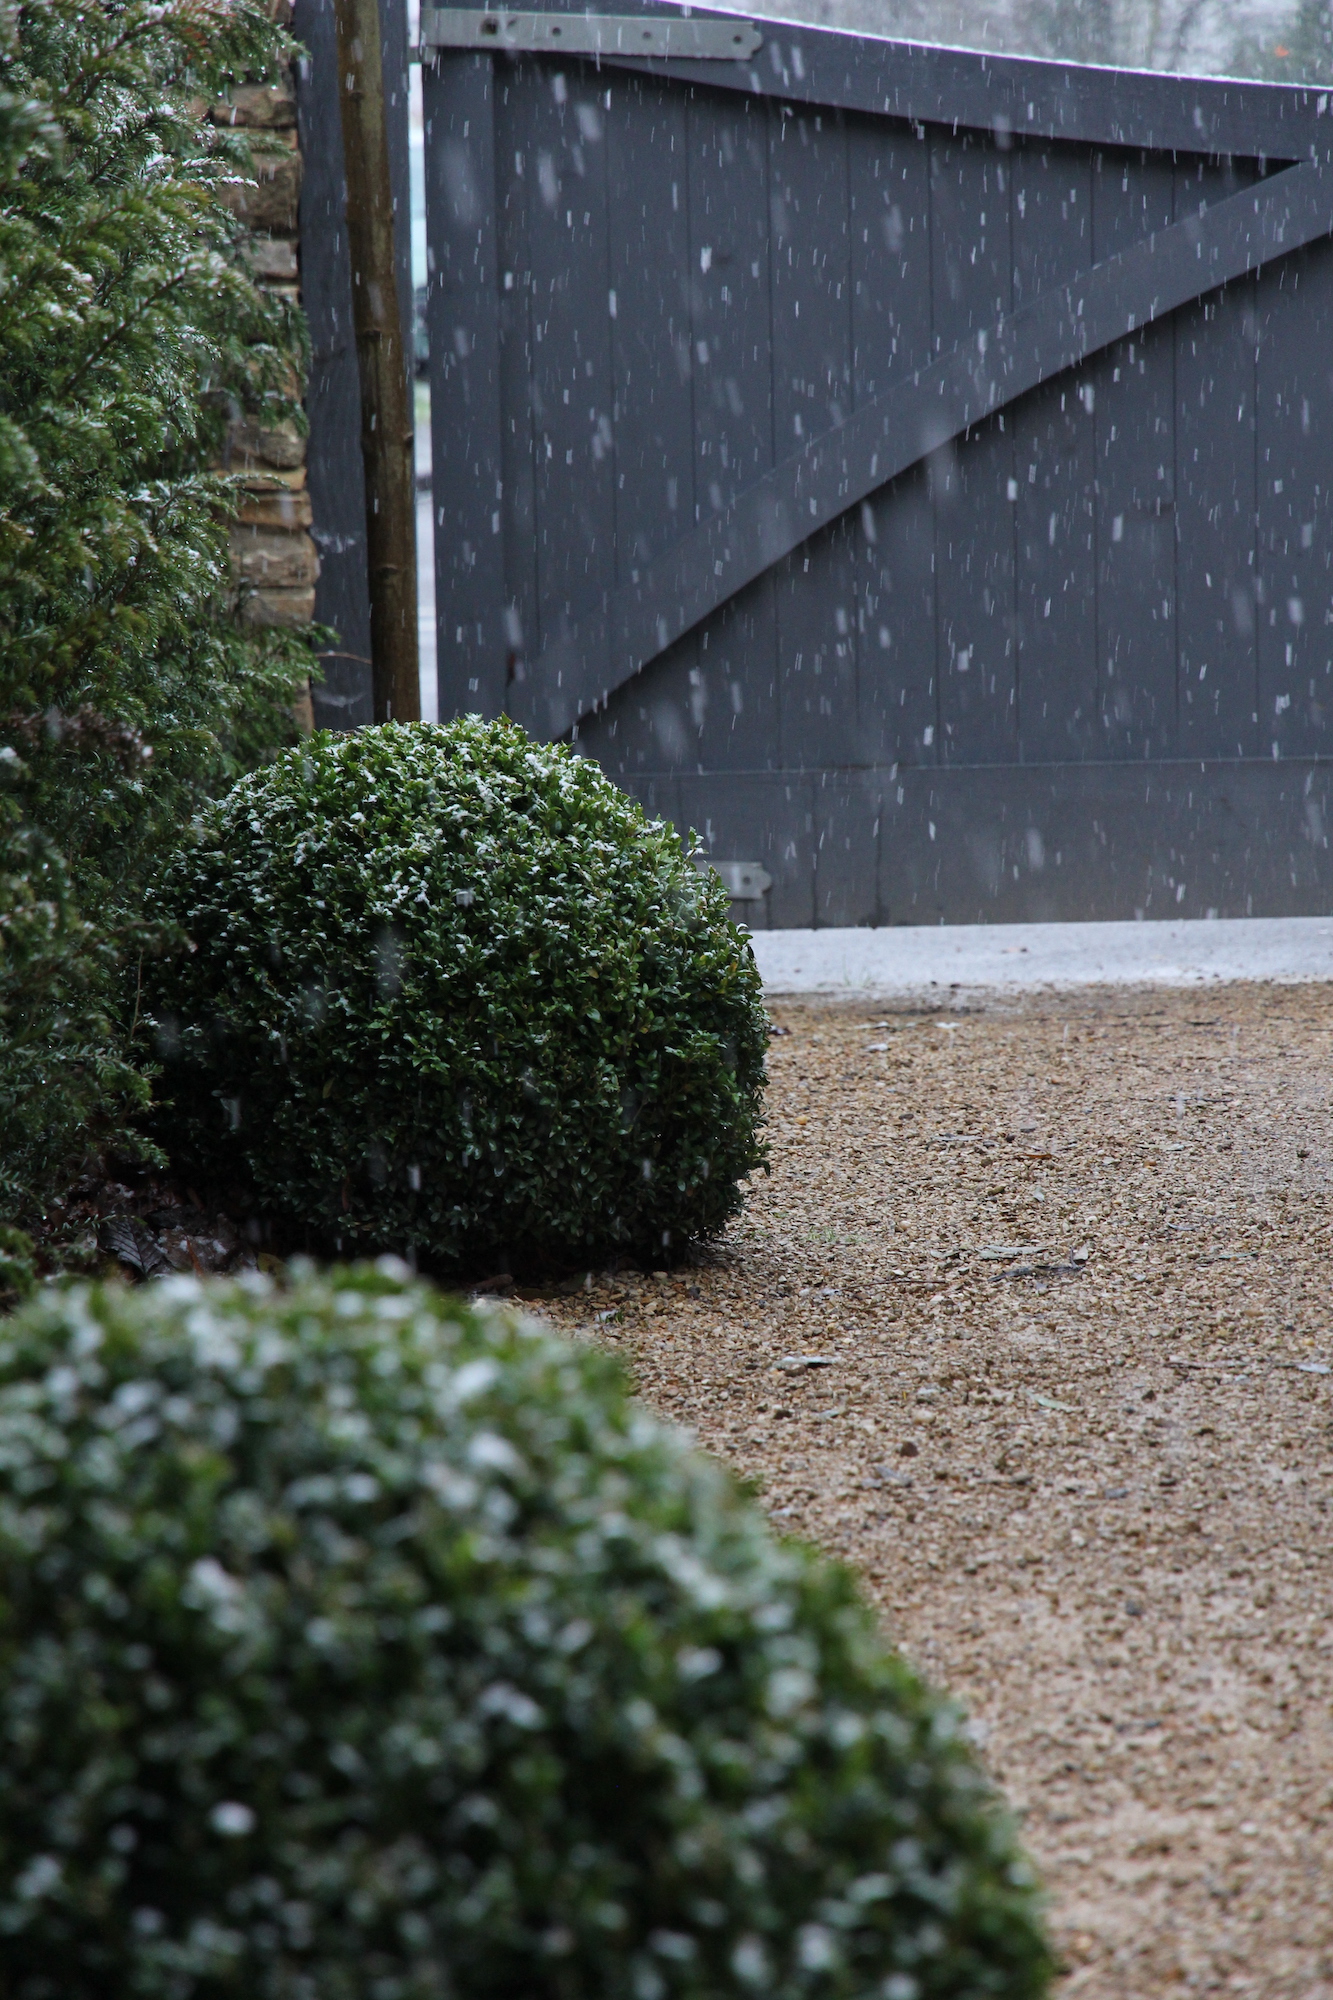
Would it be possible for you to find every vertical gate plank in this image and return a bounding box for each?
[682,87,780,762]
[934,418,1018,766]
[774,523,861,768]
[928,132,1013,343]
[523,62,617,645]
[1010,142,1097,762]
[676,773,816,929]
[493,64,539,693]
[1011,140,1093,306]
[579,577,781,776]
[1176,279,1259,759]
[848,122,935,770]
[857,468,938,767]
[1012,378,1098,762]
[679,582,782,770]
[1095,316,1178,759]
[816,769,881,926]
[770,109,851,454]
[579,82,779,775]
[687,90,774,511]
[929,133,1016,764]
[605,75,694,576]
[1176,157,1260,761]
[1091,151,1177,759]
[847,118,932,402]
[671,612,784,772]
[769,109,858,768]
[572,72,713,775]
[424,52,506,715]
[1255,245,1333,761]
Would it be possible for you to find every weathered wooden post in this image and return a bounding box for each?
[331,0,420,723]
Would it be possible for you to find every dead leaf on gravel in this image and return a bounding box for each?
[100,1216,170,1279]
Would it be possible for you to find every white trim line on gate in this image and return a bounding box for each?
[749,918,1333,998]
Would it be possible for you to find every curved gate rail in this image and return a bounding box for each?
[421,5,1333,923]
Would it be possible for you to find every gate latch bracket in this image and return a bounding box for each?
[696,858,773,902]
[417,9,762,60]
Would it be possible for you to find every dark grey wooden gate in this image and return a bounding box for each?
[421,6,1333,924]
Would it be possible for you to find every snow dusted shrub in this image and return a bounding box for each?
[0,1265,1053,1999]
[0,0,311,1228]
[144,717,768,1269]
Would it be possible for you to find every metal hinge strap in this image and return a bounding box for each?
[417,9,762,60]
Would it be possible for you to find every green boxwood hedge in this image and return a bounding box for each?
[0,0,313,1229]
[0,1266,1052,1999]
[144,718,768,1269]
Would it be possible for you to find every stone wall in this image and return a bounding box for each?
[213,51,321,640]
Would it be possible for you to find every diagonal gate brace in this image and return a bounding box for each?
[509,156,1333,742]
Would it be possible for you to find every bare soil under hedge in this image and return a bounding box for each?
[537,983,1333,2000]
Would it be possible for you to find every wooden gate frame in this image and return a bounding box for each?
[423,10,1333,736]
[406,8,1333,923]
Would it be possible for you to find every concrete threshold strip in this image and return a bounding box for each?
[749,917,1333,1000]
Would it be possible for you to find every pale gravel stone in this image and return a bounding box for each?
[539,982,1333,2000]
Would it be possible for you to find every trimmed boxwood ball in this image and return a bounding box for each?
[0,1266,1052,2000]
[144,718,768,1268]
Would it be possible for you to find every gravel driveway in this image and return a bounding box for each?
[538,982,1333,1999]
